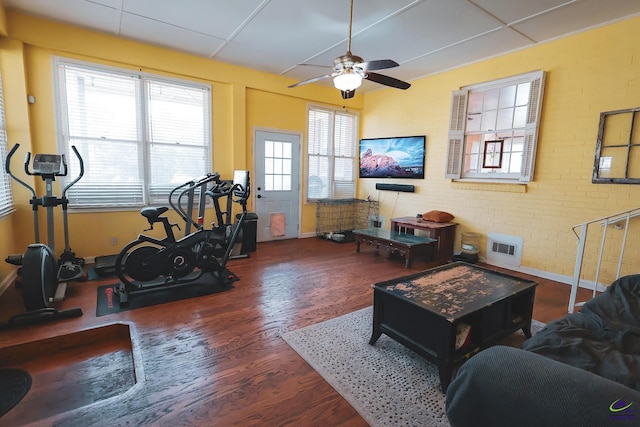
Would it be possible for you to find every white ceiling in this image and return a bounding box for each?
[5,0,640,92]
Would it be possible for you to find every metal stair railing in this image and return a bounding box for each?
[569,207,640,313]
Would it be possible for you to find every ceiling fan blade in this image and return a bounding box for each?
[364,72,411,90]
[359,59,399,71]
[288,74,333,88]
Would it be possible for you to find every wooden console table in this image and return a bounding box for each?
[390,217,457,261]
[352,228,436,268]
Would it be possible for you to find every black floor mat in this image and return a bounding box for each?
[96,273,236,316]
[0,368,31,417]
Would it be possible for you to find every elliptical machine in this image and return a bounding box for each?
[4,143,84,326]
[114,170,250,304]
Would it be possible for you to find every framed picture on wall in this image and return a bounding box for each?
[483,140,504,169]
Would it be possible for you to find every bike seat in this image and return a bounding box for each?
[141,206,169,222]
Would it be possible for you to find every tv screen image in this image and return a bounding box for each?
[359,135,425,179]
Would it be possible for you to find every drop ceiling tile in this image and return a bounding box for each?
[470,0,571,24]
[121,0,265,39]
[4,0,121,34]
[513,0,640,42]
[395,27,534,82]
[120,13,225,58]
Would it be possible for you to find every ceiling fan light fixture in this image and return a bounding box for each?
[333,70,362,91]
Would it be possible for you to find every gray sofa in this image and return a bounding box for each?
[445,274,640,427]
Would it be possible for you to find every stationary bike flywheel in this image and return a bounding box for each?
[170,249,196,278]
[123,246,162,282]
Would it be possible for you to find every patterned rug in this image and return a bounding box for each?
[282,306,545,427]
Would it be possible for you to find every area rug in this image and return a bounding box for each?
[282,306,545,427]
[0,368,32,417]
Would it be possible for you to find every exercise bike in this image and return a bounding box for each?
[114,170,250,304]
[3,143,84,327]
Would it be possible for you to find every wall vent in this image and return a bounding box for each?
[486,233,523,267]
[492,241,516,256]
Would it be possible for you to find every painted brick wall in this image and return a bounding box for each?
[360,16,640,284]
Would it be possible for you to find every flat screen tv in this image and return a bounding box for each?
[359,135,425,179]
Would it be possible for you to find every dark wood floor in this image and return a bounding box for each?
[0,237,594,426]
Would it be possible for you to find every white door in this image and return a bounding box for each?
[254,130,301,242]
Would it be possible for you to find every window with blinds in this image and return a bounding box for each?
[0,72,13,217]
[307,106,357,200]
[54,59,212,208]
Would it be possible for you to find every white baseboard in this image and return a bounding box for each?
[481,257,607,292]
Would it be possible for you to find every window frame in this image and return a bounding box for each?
[445,70,545,183]
[0,70,13,218]
[52,57,212,210]
[306,105,358,201]
[592,107,640,184]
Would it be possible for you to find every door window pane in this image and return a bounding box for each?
[264,140,292,192]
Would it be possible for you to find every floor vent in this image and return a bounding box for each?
[486,233,523,267]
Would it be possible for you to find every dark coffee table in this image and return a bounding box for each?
[369,262,537,392]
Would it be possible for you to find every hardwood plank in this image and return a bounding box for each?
[0,238,595,425]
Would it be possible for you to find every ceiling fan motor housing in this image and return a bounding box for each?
[334,53,364,72]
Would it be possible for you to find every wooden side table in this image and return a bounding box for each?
[390,217,457,261]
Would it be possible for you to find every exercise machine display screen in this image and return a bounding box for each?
[233,170,249,192]
[32,154,63,175]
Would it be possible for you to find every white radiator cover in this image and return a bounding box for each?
[486,232,523,267]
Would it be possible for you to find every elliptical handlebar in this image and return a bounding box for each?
[62,146,84,197]
[5,143,37,199]
[169,172,222,231]
[5,143,85,201]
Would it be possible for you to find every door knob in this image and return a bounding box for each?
[257,195,262,198]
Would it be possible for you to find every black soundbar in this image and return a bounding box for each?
[375,183,415,192]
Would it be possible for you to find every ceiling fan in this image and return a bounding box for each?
[288,0,411,99]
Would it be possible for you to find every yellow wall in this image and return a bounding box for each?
[361,16,640,283]
[0,10,363,282]
[0,37,32,281]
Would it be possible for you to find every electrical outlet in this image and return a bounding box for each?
[111,237,118,246]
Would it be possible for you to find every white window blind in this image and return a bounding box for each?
[307,106,357,200]
[54,59,211,208]
[0,71,13,217]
